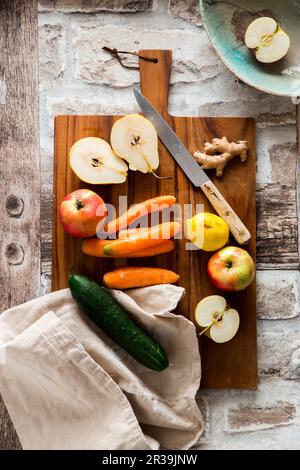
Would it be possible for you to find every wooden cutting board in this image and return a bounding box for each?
[52,50,257,389]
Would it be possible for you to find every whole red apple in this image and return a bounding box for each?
[59,189,106,238]
[207,246,255,292]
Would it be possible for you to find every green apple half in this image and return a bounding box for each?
[195,295,240,344]
[245,17,290,63]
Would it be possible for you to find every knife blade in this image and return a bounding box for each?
[134,87,251,245]
[134,88,208,188]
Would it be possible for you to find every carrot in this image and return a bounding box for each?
[132,240,175,258]
[103,221,181,256]
[106,195,176,234]
[82,238,175,258]
[119,227,148,239]
[103,267,180,289]
[119,225,167,239]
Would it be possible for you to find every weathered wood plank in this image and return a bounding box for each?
[0,397,21,450]
[297,104,300,267]
[256,183,299,270]
[0,0,39,450]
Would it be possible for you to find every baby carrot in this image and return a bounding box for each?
[106,195,176,234]
[82,238,175,258]
[103,267,180,289]
[103,221,181,256]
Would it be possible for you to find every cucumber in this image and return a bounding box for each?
[68,274,169,372]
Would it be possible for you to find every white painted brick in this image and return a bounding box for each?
[38,24,65,90]
[46,91,295,126]
[39,0,155,13]
[269,142,297,185]
[259,327,300,380]
[257,271,299,320]
[225,401,297,433]
[256,110,296,129]
[172,87,296,121]
[168,0,202,26]
[72,25,222,88]
[194,396,210,444]
[194,379,300,449]
[256,125,297,184]
[40,146,54,187]
[47,93,136,118]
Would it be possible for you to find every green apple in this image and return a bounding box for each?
[207,246,255,292]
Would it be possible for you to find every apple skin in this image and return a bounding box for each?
[207,246,255,292]
[59,189,106,238]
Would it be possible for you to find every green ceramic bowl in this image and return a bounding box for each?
[200,0,300,97]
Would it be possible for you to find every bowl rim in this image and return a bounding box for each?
[199,0,299,98]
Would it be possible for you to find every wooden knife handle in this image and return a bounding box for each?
[201,180,251,245]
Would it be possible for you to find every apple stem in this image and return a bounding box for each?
[199,324,212,337]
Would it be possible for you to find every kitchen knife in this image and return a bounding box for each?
[134,87,251,245]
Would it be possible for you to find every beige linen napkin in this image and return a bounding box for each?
[0,284,203,450]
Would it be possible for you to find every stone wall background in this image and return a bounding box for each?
[38,0,300,449]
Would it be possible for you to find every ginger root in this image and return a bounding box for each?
[193,137,249,177]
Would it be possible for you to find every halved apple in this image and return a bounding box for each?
[195,295,240,344]
[110,114,159,174]
[245,17,290,63]
[70,137,128,184]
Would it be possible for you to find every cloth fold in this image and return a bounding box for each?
[0,284,203,450]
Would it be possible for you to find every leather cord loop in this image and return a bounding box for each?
[102,46,158,70]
